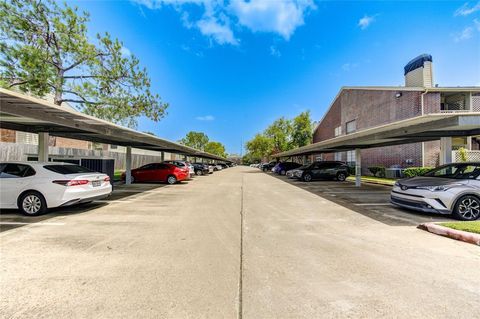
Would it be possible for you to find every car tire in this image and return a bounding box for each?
[336,172,347,182]
[453,195,480,221]
[303,173,312,182]
[280,170,286,176]
[196,170,202,176]
[18,191,47,216]
[167,175,177,185]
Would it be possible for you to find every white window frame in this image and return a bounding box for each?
[334,126,342,137]
[346,120,356,134]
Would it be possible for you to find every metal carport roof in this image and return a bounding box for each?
[275,112,480,158]
[0,88,229,162]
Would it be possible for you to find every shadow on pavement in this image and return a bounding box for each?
[0,183,169,233]
[266,172,455,226]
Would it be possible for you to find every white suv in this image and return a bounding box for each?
[0,162,112,216]
[391,163,480,221]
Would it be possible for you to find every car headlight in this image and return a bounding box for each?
[416,184,462,192]
[394,181,400,187]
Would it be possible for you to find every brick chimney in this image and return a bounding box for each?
[404,54,434,87]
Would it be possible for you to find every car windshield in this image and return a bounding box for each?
[44,164,94,174]
[423,164,480,180]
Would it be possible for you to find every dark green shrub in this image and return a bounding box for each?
[403,167,434,178]
[368,166,386,177]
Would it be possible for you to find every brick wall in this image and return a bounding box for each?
[0,129,16,143]
[312,89,442,172]
[54,137,91,149]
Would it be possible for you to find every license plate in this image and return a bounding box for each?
[92,180,101,187]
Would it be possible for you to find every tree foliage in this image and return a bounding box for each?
[204,141,227,158]
[245,133,273,161]
[0,0,167,128]
[264,117,292,154]
[244,111,313,161]
[291,111,312,148]
[179,131,209,151]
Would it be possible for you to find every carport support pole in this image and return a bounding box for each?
[439,137,453,165]
[160,151,165,162]
[355,148,361,187]
[38,132,49,162]
[125,146,132,185]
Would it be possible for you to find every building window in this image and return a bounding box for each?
[346,150,356,163]
[346,120,356,134]
[334,126,342,137]
[334,152,342,161]
[110,144,118,150]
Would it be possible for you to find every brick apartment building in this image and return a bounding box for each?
[312,54,480,172]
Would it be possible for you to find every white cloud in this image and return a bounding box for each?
[196,115,215,121]
[120,47,132,57]
[270,45,281,57]
[358,14,375,30]
[454,26,474,41]
[131,0,315,44]
[197,16,239,45]
[229,0,316,40]
[454,1,480,16]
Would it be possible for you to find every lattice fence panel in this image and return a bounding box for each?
[472,96,480,112]
[452,150,480,162]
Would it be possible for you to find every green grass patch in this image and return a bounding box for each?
[346,176,396,186]
[441,221,480,234]
[114,170,124,181]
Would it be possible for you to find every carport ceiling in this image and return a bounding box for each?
[276,113,480,157]
[0,88,228,162]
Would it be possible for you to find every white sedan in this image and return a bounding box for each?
[0,162,112,216]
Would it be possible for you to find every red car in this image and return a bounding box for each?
[122,163,189,184]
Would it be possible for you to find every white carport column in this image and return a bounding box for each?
[439,137,453,165]
[38,132,49,162]
[303,155,307,165]
[160,151,165,162]
[125,146,132,185]
[355,148,362,187]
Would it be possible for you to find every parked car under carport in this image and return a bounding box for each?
[391,162,480,221]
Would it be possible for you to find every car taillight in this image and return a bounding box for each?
[104,176,110,182]
[53,180,89,186]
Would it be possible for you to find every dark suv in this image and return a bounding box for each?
[297,161,349,182]
[261,161,277,172]
[192,163,210,175]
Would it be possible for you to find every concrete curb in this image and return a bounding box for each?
[418,223,480,246]
[346,177,395,187]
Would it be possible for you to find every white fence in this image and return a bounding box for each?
[452,150,480,162]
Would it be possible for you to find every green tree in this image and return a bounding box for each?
[291,111,312,148]
[204,141,226,158]
[264,117,292,154]
[179,131,209,151]
[246,133,273,160]
[0,0,167,128]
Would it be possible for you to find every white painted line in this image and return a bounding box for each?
[325,191,389,194]
[0,222,65,226]
[354,203,392,206]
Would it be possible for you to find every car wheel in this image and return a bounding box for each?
[336,172,347,182]
[167,175,177,185]
[195,170,202,176]
[280,170,286,175]
[19,191,47,216]
[453,195,480,221]
[303,173,312,182]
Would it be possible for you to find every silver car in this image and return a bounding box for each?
[391,162,480,221]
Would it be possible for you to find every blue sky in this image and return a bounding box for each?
[73,0,480,155]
